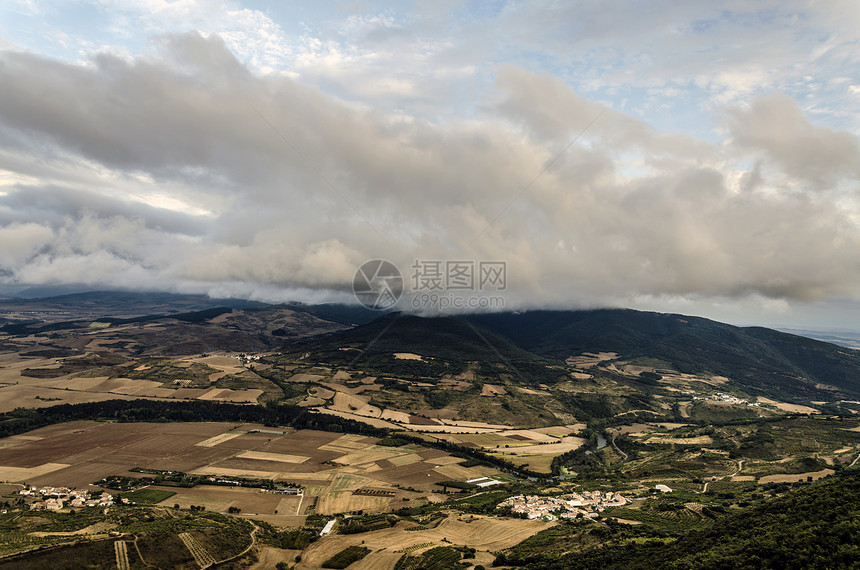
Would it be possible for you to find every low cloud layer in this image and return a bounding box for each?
[0,32,859,312]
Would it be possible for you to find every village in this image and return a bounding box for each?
[693,392,761,407]
[497,490,628,521]
[17,485,120,511]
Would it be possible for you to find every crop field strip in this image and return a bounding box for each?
[195,432,243,447]
[114,540,130,570]
[602,505,709,533]
[179,532,216,568]
[402,542,436,553]
[235,450,310,463]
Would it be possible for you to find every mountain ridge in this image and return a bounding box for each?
[465,309,860,400]
[283,307,860,401]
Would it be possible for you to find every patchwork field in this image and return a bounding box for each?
[296,515,554,570]
[0,421,504,518]
[429,427,585,473]
[758,469,835,484]
[0,348,268,412]
[480,383,507,396]
[757,397,820,414]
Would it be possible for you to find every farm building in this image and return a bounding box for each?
[320,519,337,536]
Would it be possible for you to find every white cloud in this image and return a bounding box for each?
[0,37,858,314]
[0,1,857,325]
[724,93,860,189]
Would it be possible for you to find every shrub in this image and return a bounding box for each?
[321,546,371,569]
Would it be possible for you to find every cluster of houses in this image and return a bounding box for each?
[497,490,628,521]
[694,393,761,407]
[18,486,123,511]
[236,353,263,364]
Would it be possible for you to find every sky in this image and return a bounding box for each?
[0,1,859,329]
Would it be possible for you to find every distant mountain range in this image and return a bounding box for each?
[465,309,860,401]
[2,290,859,402]
[776,328,860,350]
[286,308,860,401]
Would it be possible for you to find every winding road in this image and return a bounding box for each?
[702,460,744,493]
[216,520,260,567]
[611,434,628,461]
[730,459,745,478]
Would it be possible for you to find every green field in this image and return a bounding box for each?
[122,488,177,504]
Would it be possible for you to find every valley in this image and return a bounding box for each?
[0,292,859,568]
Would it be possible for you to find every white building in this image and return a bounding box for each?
[320,519,337,536]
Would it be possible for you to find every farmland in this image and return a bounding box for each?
[0,350,271,413]
[0,296,351,413]
[2,295,860,568]
[0,507,255,569]
[294,514,553,570]
[0,421,505,519]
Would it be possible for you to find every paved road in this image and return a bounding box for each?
[611,435,628,461]
[730,460,745,477]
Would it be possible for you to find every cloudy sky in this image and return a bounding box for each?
[0,1,859,328]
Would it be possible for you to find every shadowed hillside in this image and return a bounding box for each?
[287,312,548,365]
[465,309,860,400]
